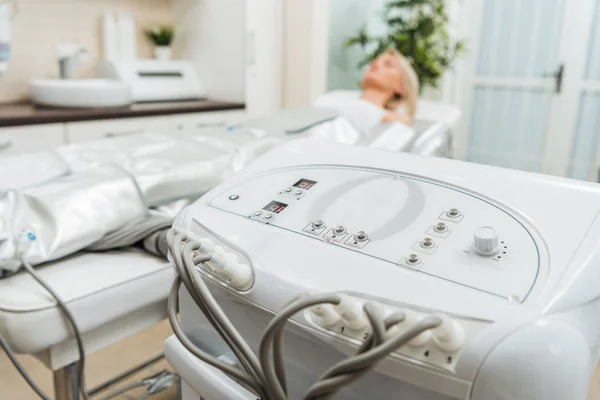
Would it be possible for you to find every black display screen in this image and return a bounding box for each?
[293,178,317,191]
[263,200,288,214]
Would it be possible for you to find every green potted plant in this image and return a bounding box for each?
[145,25,174,60]
[346,0,465,91]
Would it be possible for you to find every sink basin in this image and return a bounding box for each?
[29,79,132,108]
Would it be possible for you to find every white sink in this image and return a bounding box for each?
[29,79,133,108]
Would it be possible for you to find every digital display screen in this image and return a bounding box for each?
[263,200,288,214]
[293,178,317,190]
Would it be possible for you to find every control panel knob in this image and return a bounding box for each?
[473,226,499,255]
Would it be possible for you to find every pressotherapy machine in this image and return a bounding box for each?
[165,138,600,399]
[0,104,454,399]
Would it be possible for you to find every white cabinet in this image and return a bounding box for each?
[0,123,65,155]
[0,110,249,153]
[65,116,171,143]
[169,110,248,133]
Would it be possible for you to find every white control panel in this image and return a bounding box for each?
[209,166,543,301]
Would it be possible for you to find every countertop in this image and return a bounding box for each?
[0,99,246,128]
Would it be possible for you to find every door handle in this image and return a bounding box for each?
[542,64,565,94]
[0,139,13,151]
[104,129,144,138]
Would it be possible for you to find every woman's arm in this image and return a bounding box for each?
[382,112,412,126]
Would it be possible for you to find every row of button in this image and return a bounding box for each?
[402,209,463,268]
[250,210,275,223]
[303,221,370,249]
[280,187,305,200]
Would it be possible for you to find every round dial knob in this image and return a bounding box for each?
[473,226,499,255]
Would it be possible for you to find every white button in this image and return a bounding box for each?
[447,208,460,217]
[421,238,434,248]
[228,194,239,200]
[253,211,263,217]
[312,220,324,229]
[407,254,420,264]
[435,222,447,232]
[294,190,303,196]
[473,226,499,255]
[355,231,368,242]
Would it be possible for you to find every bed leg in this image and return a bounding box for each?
[53,363,79,400]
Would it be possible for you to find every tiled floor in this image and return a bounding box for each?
[2,320,600,399]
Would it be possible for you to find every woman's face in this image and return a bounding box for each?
[362,52,404,95]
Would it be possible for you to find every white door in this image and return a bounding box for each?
[456,0,597,177]
[564,0,600,181]
[173,0,282,118]
[245,0,283,117]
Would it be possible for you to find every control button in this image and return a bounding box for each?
[253,211,263,217]
[264,214,274,220]
[294,190,303,196]
[473,226,499,256]
[447,208,460,217]
[435,222,447,232]
[407,254,420,265]
[228,194,239,200]
[426,225,451,239]
[355,231,368,242]
[412,240,437,255]
[344,233,370,249]
[420,238,434,248]
[284,188,293,193]
[303,221,327,236]
[438,209,464,223]
[324,227,348,242]
[334,225,346,235]
[312,220,325,229]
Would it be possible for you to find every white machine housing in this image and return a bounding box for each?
[101,60,206,102]
[167,139,600,399]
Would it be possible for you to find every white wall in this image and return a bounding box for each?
[0,0,173,103]
[172,0,246,103]
[282,0,329,108]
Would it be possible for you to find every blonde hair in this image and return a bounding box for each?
[384,49,419,121]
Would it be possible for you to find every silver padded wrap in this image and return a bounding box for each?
[0,165,146,272]
[191,130,282,174]
[56,133,270,206]
[0,151,70,192]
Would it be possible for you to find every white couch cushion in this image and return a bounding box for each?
[0,248,174,354]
